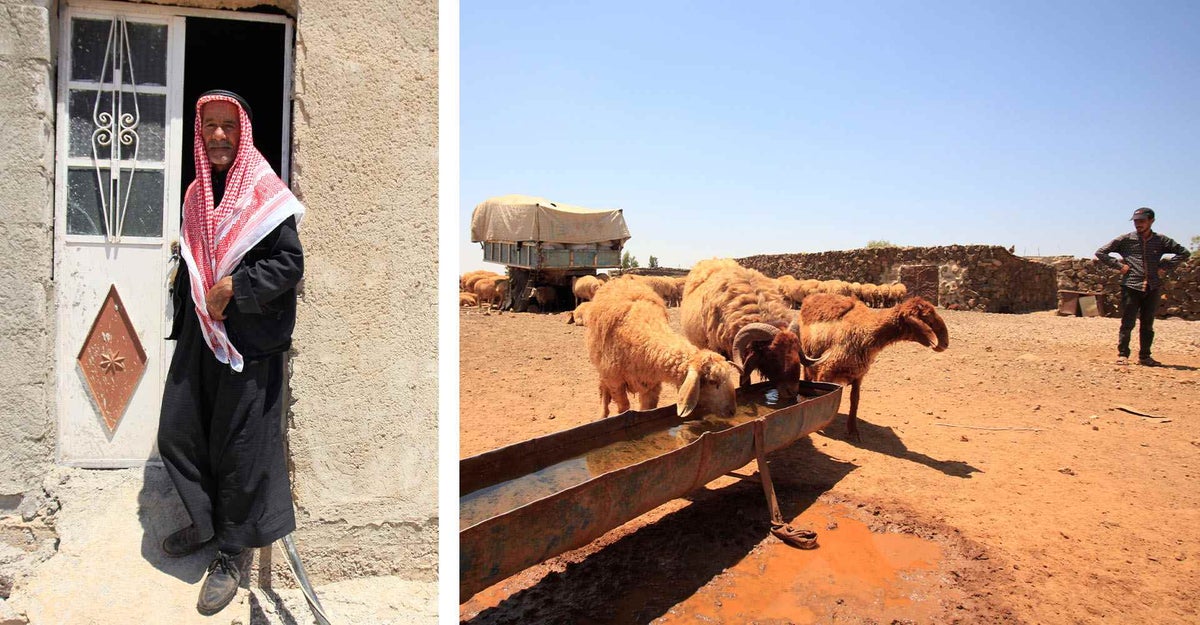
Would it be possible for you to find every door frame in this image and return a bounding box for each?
[53,0,295,467]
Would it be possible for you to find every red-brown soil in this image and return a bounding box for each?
[460,306,1200,624]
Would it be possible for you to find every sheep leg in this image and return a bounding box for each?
[847,379,861,441]
[613,385,632,415]
[600,386,612,418]
[639,384,661,411]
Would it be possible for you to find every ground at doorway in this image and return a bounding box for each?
[1,468,435,625]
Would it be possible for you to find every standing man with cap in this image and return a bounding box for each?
[158,90,305,615]
[1095,207,1189,366]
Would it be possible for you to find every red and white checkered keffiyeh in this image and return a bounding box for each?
[180,93,304,372]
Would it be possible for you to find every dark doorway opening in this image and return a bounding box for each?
[181,16,288,199]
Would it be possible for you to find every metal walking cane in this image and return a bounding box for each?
[279,533,333,625]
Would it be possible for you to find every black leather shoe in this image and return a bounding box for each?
[196,550,244,615]
[162,525,211,557]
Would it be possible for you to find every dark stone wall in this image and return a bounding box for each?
[1044,255,1199,320]
[737,245,1058,314]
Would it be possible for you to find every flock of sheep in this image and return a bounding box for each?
[462,261,949,438]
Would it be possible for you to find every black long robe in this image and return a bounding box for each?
[158,206,303,551]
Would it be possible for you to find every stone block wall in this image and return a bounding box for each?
[0,0,55,504]
[1048,256,1199,321]
[738,245,1058,314]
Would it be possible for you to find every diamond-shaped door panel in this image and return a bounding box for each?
[78,285,148,433]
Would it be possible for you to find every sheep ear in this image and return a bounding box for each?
[678,367,701,418]
[739,352,760,388]
[906,316,938,348]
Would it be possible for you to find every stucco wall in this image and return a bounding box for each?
[739,245,1059,314]
[286,0,439,582]
[0,0,55,503]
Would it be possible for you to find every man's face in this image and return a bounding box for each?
[1134,217,1153,236]
[201,101,241,171]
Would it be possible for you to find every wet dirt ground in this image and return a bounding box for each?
[459,306,1200,624]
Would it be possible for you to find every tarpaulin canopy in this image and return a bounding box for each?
[470,194,631,245]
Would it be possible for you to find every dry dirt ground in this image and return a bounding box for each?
[459,306,1200,625]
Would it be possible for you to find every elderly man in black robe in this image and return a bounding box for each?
[158,89,304,616]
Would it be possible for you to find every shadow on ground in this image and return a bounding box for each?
[136,463,213,584]
[463,437,856,625]
[818,415,981,479]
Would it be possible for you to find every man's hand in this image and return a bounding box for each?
[206,276,234,320]
[1120,264,1130,276]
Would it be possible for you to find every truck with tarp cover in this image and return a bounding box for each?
[470,194,631,311]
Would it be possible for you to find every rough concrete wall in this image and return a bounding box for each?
[1050,256,1199,320]
[739,245,1058,314]
[287,0,438,582]
[0,1,55,503]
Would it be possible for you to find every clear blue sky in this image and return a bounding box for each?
[459,1,1199,273]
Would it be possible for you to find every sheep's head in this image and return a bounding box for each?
[732,323,804,403]
[897,297,950,352]
[677,350,739,419]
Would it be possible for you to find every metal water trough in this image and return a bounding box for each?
[459,380,843,600]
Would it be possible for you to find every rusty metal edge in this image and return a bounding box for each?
[459,380,843,601]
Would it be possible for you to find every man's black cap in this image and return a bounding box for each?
[1131,207,1155,221]
[198,89,253,122]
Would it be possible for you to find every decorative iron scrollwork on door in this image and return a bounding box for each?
[90,17,141,244]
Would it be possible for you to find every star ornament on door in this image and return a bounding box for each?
[78,285,148,433]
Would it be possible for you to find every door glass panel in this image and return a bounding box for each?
[69,89,167,161]
[122,22,168,86]
[70,18,167,86]
[67,168,164,238]
[70,18,112,82]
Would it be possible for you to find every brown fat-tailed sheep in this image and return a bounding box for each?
[587,277,740,419]
[533,286,557,311]
[631,275,683,307]
[573,275,602,305]
[462,270,501,293]
[473,277,501,310]
[798,293,949,439]
[566,301,593,326]
[459,292,478,307]
[680,259,824,403]
[859,283,879,307]
[492,278,510,309]
[888,282,908,306]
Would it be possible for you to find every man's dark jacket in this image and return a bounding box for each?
[168,215,303,358]
[1095,230,1190,292]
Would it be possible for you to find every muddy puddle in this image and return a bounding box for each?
[655,502,946,624]
[464,502,952,624]
[461,388,794,529]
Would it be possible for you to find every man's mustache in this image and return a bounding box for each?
[207,142,234,150]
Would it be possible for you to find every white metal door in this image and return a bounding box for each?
[55,2,293,467]
[55,7,184,466]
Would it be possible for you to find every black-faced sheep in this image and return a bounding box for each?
[680,259,824,403]
[798,293,949,440]
[586,277,740,419]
